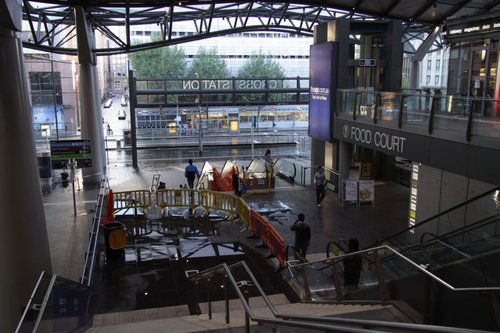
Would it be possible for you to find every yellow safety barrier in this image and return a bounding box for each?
[113,190,151,211]
[112,188,253,231]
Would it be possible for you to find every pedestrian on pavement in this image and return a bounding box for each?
[290,213,311,260]
[184,159,200,189]
[232,172,241,196]
[264,148,273,165]
[343,237,363,295]
[314,166,326,207]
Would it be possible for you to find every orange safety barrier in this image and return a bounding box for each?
[211,167,221,191]
[102,188,114,224]
[218,165,239,192]
[266,225,287,268]
[250,210,269,245]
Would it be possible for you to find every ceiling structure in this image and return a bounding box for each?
[20,0,500,56]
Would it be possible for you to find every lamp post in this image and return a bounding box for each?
[195,73,203,156]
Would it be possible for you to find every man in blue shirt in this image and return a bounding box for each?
[185,159,200,189]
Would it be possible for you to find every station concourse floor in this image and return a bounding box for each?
[41,155,410,288]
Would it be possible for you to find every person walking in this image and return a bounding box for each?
[184,159,200,189]
[264,148,273,164]
[290,213,311,260]
[314,166,326,207]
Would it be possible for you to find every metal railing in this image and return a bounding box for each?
[286,244,500,330]
[336,89,500,145]
[189,247,499,333]
[80,178,109,286]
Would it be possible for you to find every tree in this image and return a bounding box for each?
[129,45,187,79]
[187,47,230,78]
[129,33,187,79]
[238,51,287,102]
[128,35,188,104]
[237,51,286,78]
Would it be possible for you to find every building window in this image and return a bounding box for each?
[426,75,431,84]
[436,59,440,71]
[435,75,439,85]
[427,60,432,70]
[29,72,62,106]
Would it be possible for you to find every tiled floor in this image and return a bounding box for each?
[41,147,410,320]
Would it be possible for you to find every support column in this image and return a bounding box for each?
[79,64,106,181]
[75,7,106,183]
[339,140,353,201]
[0,7,52,332]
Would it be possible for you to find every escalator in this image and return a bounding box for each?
[284,187,500,330]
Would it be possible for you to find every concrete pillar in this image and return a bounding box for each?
[79,64,106,181]
[75,7,106,183]
[0,7,52,332]
[339,141,353,200]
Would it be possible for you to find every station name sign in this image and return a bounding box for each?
[443,16,500,40]
[182,79,282,91]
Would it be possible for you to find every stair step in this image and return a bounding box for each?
[87,297,417,332]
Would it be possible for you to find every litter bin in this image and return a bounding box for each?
[61,171,69,187]
[101,222,127,259]
[37,151,52,178]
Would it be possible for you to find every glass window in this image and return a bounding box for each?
[436,59,441,71]
[426,75,431,84]
[435,75,439,85]
[427,60,432,70]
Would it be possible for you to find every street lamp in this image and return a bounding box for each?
[195,72,203,156]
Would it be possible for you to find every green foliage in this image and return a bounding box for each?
[129,35,187,79]
[238,51,286,78]
[188,47,230,78]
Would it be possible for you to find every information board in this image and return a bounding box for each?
[50,139,92,169]
[343,180,358,204]
[358,180,375,205]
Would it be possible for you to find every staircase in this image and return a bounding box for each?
[86,294,420,332]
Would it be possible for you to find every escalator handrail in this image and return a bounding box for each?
[368,186,500,249]
[420,232,471,258]
[190,258,496,333]
[288,244,500,293]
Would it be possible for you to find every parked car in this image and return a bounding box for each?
[118,110,126,120]
[120,96,128,107]
[104,99,113,108]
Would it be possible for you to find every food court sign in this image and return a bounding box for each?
[335,121,414,156]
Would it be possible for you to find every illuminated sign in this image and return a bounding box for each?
[444,16,500,40]
[359,59,376,67]
[409,164,419,232]
[50,139,92,169]
[309,42,336,142]
[342,125,407,154]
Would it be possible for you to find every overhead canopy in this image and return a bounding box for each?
[18,1,500,55]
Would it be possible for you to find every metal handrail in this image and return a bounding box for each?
[420,232,471,258]
[190,255,498,333]
[15,272,47,332]
[80,178,108,286]
[369,186,500,249]
[288,244,500,293]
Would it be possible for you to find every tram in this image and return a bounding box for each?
[135,104,308,133]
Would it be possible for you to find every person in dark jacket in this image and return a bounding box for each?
[232,172,241,196]
[290,213,311,259]
[343,237,363,292]
[184,159,200,189]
